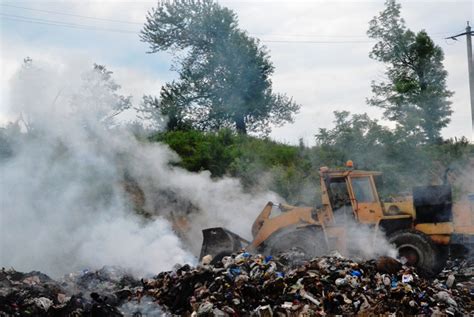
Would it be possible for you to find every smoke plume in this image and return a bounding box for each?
[331,210,397,259]
[0,60,279,277]
[0,59,404,278]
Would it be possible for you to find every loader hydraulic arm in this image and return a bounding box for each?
[252,202,274,237]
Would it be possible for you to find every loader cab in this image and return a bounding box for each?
[320,167,384,225]
[327,177,354,223]
[349,174,385,223]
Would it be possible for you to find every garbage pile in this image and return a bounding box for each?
[0,266,140,316]
[1,254,473,316]
[144,253,473,316]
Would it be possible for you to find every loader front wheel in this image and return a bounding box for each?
[265,227,328,262]
[389,230,445,276]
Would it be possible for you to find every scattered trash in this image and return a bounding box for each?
[376,256,402,274]
[402,273,414,283]
[1,254,472,316]
[201,254,213,266]
[446,273,455,288]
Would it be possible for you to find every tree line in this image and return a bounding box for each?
[138,0,454,145]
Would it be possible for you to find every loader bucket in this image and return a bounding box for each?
[199,227,249,260]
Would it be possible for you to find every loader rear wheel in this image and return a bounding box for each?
[265,227,328,262]
[389,230,445,276]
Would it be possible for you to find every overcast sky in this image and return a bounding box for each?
[1,0,473,144]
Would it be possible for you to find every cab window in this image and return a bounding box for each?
[328,178,351,209]
[351,177,376,202]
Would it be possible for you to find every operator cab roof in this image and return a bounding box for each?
[319,167,382,178]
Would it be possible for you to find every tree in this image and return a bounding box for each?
[141,0,300,135]
[314,111,436,195]
[135,95,170,131]
[367,0,453,144]
[72,64,132,127]
[315,111,391,168]
[13,60,132,132]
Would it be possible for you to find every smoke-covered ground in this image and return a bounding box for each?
[0,61,280,277]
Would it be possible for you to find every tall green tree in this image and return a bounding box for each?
[367,0,453,144]
[141,0,299,135]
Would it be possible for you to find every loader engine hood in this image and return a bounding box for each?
[413,185,452,223]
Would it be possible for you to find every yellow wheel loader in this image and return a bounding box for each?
[200,163,474,275]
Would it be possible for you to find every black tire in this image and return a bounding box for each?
[265,226,328,261]
[389,230,446,276]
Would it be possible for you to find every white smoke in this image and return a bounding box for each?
[0,60,279,277]
[346,223,398,259]
[453,158,474,198]
[332,210,397,259]
[119,296,164,316]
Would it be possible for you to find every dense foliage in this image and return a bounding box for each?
[150,129,318,204]
[141,0,300,135]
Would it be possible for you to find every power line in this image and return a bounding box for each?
[0,15,447,45]
[0,3,382,41]
[0,8,455,45]
[0,13,373,44]
[0,3,144,25]
[254,30,454,38]
[0,16,376,43]
[250,32,369,39]
[1,3,455,41]
[261,39,374,44]
[0,13,375,43]
[1,3,373,40]
[0,14,139,34]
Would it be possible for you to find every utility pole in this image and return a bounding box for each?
[447,22,474,134]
